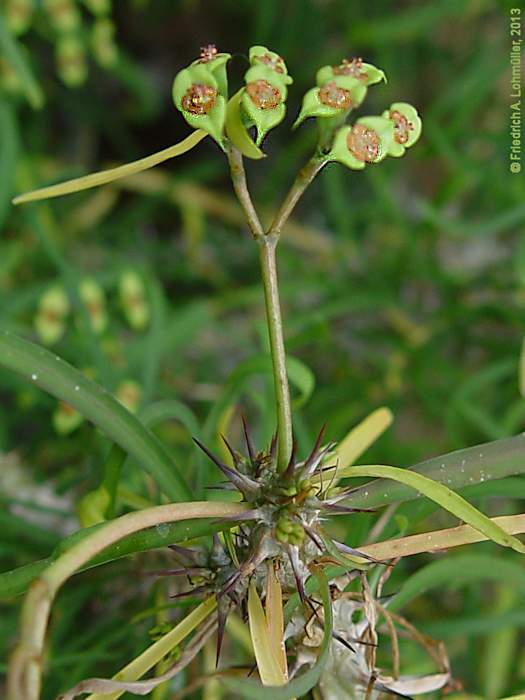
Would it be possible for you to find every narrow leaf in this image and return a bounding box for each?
[336,464,525,554]
[265,562,287,677]
[329,407,393,474]
[12,130,207,204]
[248,581,287,686]
[222,570,332,700]
[0,331,191,501]
[0,13,43,109]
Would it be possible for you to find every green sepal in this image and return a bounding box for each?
[225,89,265,159]
[249,45,293,85]
[316,61,386,87]
[241,90,286,146]
[172,65,226,145]
[293,77,366,129]
[190,52,231,97]
[327,126,366,170]
[382,101,422,157]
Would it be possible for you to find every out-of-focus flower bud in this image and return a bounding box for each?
[53,400,84,434]
[241,65,287,146]
[382,102,422,157]
[90,18,118,68]
[6,0,34,35]
[79,277,107,333]
[44,0,81,33]
[248,45,293,87]
[56,35,88,87]
[172,63,227,145]
[119,269,149,331]
[35,285,70,345]
[316,57,385,88]
[294,75,367,129]
[328,116,394,170]
[116,379,141,413]
[78,486,110,527]
[0,56,22,94]
[82,0,111,16]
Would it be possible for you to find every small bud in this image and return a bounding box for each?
[0,56,22,94]
[6,0,34,36]
[78,486,110,527]
[119,269,149,330]
[35,285,69,345]
[79,277,107,333]
[56,36,88,87]
[241,65,287,146]
[294,75,366,128]
[91,18,118,68]
[316,58,386,87]
[44,0,81,33]
[328,116,394,170]
[116,379,141,413]
[382,102,422,157]
[173,64,226,145]
[248,45,293,86]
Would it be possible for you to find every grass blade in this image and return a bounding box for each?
[0,331,191,501]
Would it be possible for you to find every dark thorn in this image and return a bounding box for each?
[333,540,380,564]
[169,585,209,599]
[216,599,230,667]
[221,434,246,473]
[287,545,307,603]
[241,414,256,465]
[303,525,324,551]
[372,681,414,700]
[303,423,326,473]
[146,567,207,577]
[193,437,259,495]
[284,438,298,482]
[322,503,375,515]
[269,431,278,461]
[217,570,242,601]
[332,632,355,653]
[247,662,258,678]
[168,544,201,562]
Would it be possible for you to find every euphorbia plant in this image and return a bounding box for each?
[4,44,525,700]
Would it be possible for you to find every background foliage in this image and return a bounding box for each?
[1,0,524,698]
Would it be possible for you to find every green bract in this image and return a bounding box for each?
[241,65,287,146]
[172,64,226,146]
[189,47,231,97]
[382,102,422,157]
[294,75,366,128]
[316,58,386,87]
[328,116,394,170]
[249,45,293,86]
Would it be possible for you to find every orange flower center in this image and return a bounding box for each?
[390,110,414,144]
[347,124,380,162]
[246,79,281,109]
[319,81,353,109]
[182,83,217,115]
[333,57,368,82]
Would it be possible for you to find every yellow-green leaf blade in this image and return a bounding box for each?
[265,562,288,677]
[337,464,525,554]
[12,130,207,205]
[248,582,287,686]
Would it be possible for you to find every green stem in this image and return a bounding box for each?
[259,235,293,470]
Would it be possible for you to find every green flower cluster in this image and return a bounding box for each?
[172,44,293,148]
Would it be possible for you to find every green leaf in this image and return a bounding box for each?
[0,331,191,502]
[12,130,207,204]
[225,89,265,160]
[221,569,332,699]
[335,463,525,553]
[0,12,44,109]
[342,434,525,509]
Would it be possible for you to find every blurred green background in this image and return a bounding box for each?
[1,0,525,698]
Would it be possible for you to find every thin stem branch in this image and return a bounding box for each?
[267,155,328,237]
[226,146,265,240]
